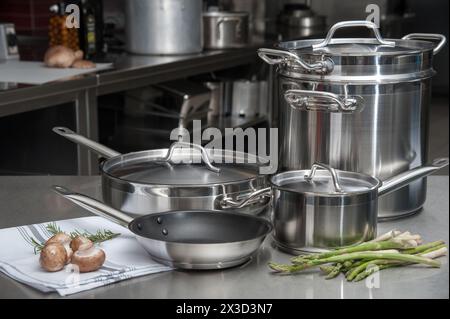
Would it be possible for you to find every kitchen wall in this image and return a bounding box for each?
[0,0,54,36]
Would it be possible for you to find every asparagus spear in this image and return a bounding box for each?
[269,251,440,274]
[401,241,445,255]
[346,259,402,281]
[325,263,343,279]
[291,241,409,264]
[319,265,335,274]
[352,246,447,282]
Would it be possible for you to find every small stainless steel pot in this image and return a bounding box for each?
[270,159,449,253]
[53,186,272,270]
[53,127,271,217]
[203,12,249,49]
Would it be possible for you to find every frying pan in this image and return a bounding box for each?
[52,186,273,270]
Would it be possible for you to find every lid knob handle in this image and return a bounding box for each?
[313,20,396,50]
[304,163,344,193]
[160,142,221,173]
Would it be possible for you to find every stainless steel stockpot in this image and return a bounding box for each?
[53,186,272,270]
[125,0,203,55]
[53,127,271,217]
[258,20,447,220]
[270,159,449,253]
[203,12,249,49]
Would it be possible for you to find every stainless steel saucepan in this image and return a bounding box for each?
[53,127,272,217]
[52,186,272,270]
[270,158,449,253]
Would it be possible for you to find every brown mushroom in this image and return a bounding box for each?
[71,59,96,69]
[46,233,73,263]
[43,45,78,68]
[39,243,67,272]
[71,247,105,273]
[70,236,93,252]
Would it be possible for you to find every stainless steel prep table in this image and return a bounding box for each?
[0,45,265,176]
[0,175,448,299]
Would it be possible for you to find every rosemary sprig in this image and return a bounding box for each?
[46,222,63,235]
[30,222,120,254]
[68,229,121,243]
[30,237,45,254]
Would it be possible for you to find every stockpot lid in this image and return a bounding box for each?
[102,142,269,186]
[258,20,447,83]
[271,163,381,196]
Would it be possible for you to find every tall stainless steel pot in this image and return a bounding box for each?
[125,0,203,55]
[258,20,447,220]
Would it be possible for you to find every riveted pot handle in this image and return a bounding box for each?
[257,48,334,74]
[220,187,272,209]
[305,163,344,193]
[284,89,364,113]
[313,20,395,49]
[160,141,220,173]
[402,33,447,55]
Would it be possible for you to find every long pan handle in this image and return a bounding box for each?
[378,158,449,197]
[52,186,133,228]
[53,127,121,159]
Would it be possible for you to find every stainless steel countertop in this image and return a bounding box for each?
[0,47,261,110]
[0,175,448,299]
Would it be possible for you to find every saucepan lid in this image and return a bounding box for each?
[103,142,269,186]
[270,163,381,196]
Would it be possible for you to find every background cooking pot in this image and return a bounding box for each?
[270,158,449,254]
[53,127,271,217]
[53,186,272,270]
[258,20,447,220]
[203,12,249,49]
[125,0,203,55]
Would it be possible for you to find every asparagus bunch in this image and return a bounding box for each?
[269,230,447,282]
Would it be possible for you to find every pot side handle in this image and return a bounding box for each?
[220,187,272,209]
[257,48,334,74]
[284,89,364,113]
[378,158,449,197]
[402,33,447,55]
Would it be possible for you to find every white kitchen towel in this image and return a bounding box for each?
[0,217,172,296]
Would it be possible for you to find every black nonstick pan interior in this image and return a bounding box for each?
[129,210,272,244]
